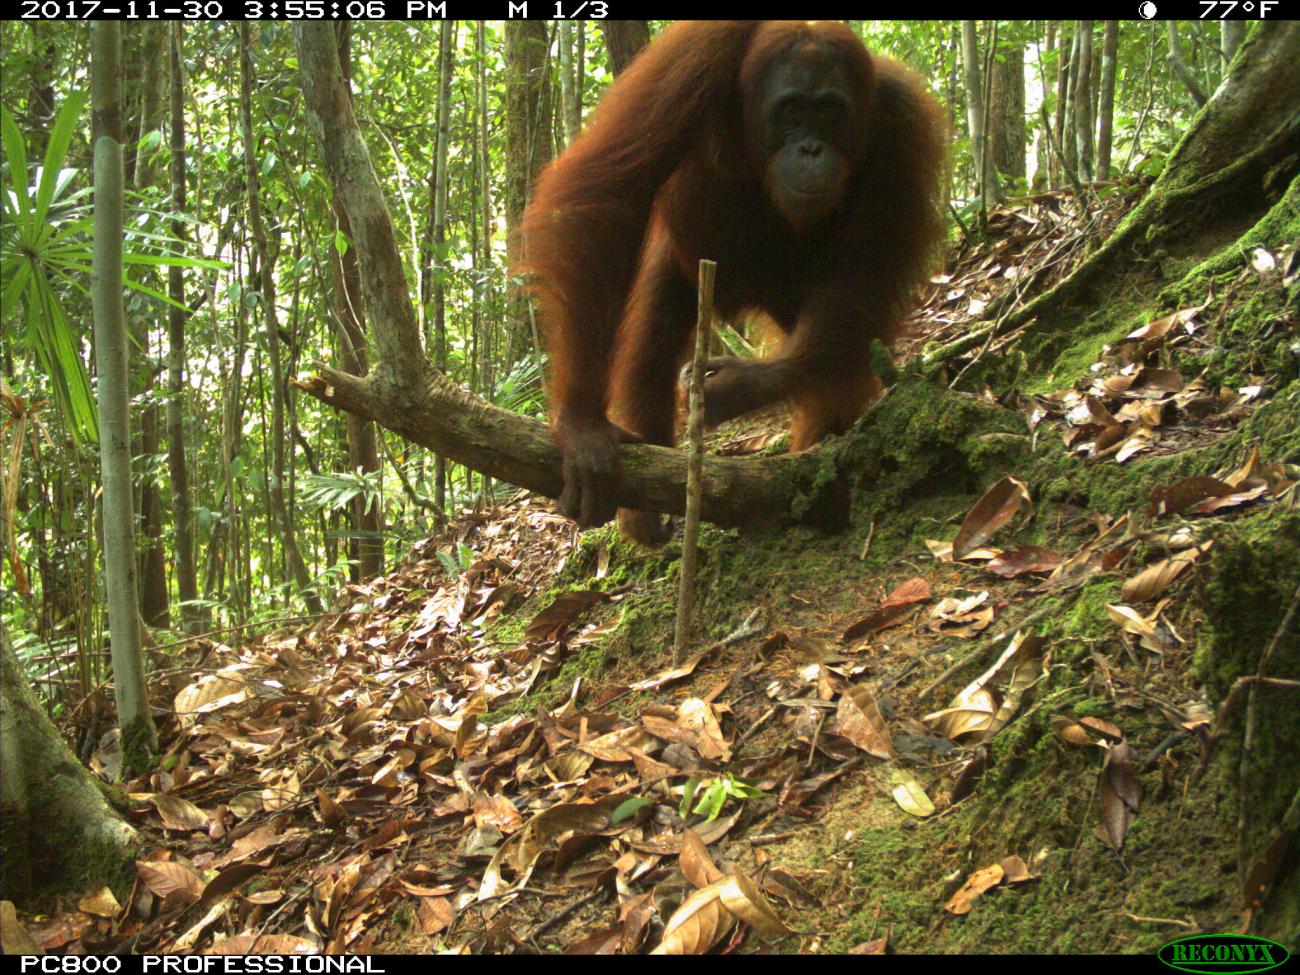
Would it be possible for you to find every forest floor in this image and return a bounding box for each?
[19,180,1300,956]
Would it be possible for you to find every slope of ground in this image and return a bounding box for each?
[15,182,1299,957]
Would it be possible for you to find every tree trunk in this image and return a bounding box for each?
[1073,21,1094,181]
[1168,21,1209,108]
[239,25,324,611]
[1053,23,1074,186]
[1,633,137,905]
[430,19,454,519]
[166,23,199,630]
[1035,23,1056,187]
[91,20,156,768]
[478,22,496,502]
[989,36,1026,183]
[961,22,1001,205]
[1096,22,1119,181]
[600,21,650,75]
[1221,21,1245,68]
[327,25,384,582]
[131,23,170,629]
[559,22,584,147]
[504,20,553,371]
[205,252,249,618]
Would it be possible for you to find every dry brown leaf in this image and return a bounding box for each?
[1150,476,1236,517]
[651,880,734,954]
[985,546,1062,578]
[842,577,931,641]
[925,632,1044,741]
[1098,741,1142,852]
[680,829,724,889]
[629,648,713,692]
[0,900,41,955]
[1120,543,1210,603]
[677,698,730,762]
[316,789,347,829]
[415,896,455,935]
[76,887,121,918]
[1080,717,1124,742]
[208,934,319,954]
[524,590,609,642]
[1187,481,1269,515]
[999,855,1032,884]
[197,863,263,910]
[580,724,658,763]
[137,859,204,904]
[1123,306,1201,344]
[926,539,1002,562]
[1051,716,1094,747]
[944,863,1005,915]
[833,684,894,759]
[148,793,209,832]
[952,476,1033,560]
[478,797,619,900]
[472,793,524,833]
[716,870,793,940]
[173,670,250,726]
[928,591,995,637]
[849,937,889,954]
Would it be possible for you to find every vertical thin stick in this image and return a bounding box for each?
[674,260,717,664]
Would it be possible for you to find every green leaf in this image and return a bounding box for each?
[611,796,653,825]
[36,89,88,220]
[1,106,32,225]
[678,777,700,819]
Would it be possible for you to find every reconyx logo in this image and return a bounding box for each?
[1158,935,1291,975]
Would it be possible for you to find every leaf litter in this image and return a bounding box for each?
[18,189,1295,955]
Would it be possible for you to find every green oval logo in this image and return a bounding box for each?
[1158,934,1290,975]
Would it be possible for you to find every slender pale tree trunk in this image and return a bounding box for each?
[479,21,496,503]
[1073,21,1094,181]
[1053,23,1075,184]
[1035,23,1056,187]
[961,22,1001,205]
[558,22,584,146]
[91,21,157,767]
[1096,22,1119,181]
[166,24,199,629]
[431,20,454,518]
[1220,21,1245,69]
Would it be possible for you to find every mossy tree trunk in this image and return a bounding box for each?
[0,634,137,906]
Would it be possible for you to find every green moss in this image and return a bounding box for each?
[1056,579,1122,657]
[119,716,157,778]
[1190,507,1300,943]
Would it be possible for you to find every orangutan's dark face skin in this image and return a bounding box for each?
[759,46,856,230]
